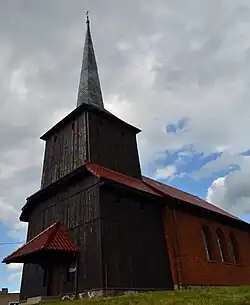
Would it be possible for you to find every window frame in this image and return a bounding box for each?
[201,225,213,261]
[216,229,228,263]
[229,232,240,264]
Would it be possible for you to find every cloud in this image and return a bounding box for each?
[6,264,23,284]
[153,165,177,180]
[7,263,23,271]
[7,272,22,282]
[192,152,242,180]
[5,264,23,287]
[1,0,250,241]
[206,157,250,216]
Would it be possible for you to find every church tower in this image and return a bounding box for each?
[40,16,141,189]
[3,15,173,300]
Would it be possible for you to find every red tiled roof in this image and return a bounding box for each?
[85,163,160,197]
[3,222,78,264]
[85,163,240,222]
[142,176,240,221]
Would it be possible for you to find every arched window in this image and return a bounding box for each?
[216,229,229,262]
[229,232,240,264]
[201,225,213,261]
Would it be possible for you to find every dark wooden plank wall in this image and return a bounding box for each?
[88,112,142,179]
[99,186,173,290]
[41,109,142,190]
[41,112,88,188]
[20,175,103,300]
[19,224,48,300]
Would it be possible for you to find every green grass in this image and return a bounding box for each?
[45,286,250,305]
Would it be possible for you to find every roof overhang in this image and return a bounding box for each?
[99,178,162,201]
[40,103,141,141]
[2,222,78,265]
[20,165,97,222]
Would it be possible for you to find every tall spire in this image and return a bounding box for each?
[76,13,104,109]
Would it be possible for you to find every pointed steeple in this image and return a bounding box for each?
[76,14,104,109]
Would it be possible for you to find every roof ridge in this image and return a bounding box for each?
[143,175,198,198]
[142,177,170,197]
[43,222,61,249]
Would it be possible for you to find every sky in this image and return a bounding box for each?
[1,0,250,292]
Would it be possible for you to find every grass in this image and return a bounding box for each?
[44,286,250,305]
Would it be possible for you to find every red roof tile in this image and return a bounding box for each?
[142,176,240,221]
[3,222,78,264]
[85,163,240,222]
[85,163,160,197]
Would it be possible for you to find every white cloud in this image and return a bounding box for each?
[7,272,22,282]
[206,176,226,203]
[0,198,20,225]
[6,265,23,286]
[192,153,244,180]
[7,263,23,271]
[1,0,250,239]
[153,165,177,180]
[206,157,250,216]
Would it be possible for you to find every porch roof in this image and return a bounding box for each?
[2,222,78,264]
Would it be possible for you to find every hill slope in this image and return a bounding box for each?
[45,286,250,305]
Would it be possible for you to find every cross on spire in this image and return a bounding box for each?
[76,13,104,109]
[86,10,89,24]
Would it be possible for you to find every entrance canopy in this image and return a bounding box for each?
[2,222,78,264]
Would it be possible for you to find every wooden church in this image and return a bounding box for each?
[3,17,250,300]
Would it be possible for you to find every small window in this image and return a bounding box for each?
[201,225,213,261]
[72,122,75,130]
[54,135,57,143]
[216,229,229,263]
[229,232,240,264]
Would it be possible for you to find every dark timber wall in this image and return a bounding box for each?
[41,113,88,188]
[20,174,103,300]
[41,110,141,189]
[99,184,173,290]
[88,112,141,179]
[21,106,154,300]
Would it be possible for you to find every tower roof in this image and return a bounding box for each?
[76,14,104,109]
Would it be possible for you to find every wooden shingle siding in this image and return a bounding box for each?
[41,113,88,188]
[88,112,141,179]
[99,186,173,290]
[21,175,102,299]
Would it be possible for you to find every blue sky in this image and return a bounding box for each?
[2,0,250,293]
[0,223,23,292]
